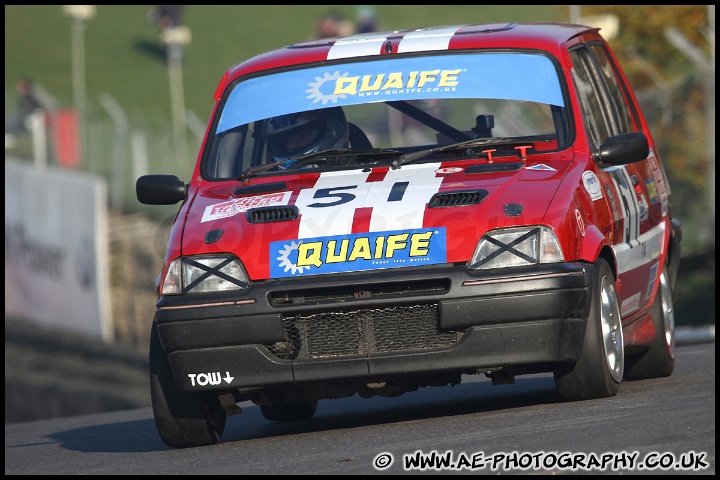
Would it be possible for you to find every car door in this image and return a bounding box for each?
[569,41,666,320]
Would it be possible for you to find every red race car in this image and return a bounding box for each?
[137,22,682,449]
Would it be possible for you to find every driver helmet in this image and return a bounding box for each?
[264,107,348,163]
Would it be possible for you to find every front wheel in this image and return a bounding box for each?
[149,321,227,448]
[554,258,624,401]
[624,264,675,380]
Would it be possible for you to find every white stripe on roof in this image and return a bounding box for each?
[327,33,389,59]
[397,26,461,53]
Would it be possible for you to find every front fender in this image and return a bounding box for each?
[579,224,608,265]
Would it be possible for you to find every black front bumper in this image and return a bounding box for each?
[154,262,592,392]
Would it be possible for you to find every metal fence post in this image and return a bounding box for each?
[99,94,128,212]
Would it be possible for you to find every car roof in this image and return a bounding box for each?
[214,22,601,101]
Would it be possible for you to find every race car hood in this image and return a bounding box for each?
[183,158,571,280]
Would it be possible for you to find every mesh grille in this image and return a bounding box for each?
[267,304,464,360]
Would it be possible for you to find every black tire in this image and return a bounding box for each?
[149,321,227,448]
[554,258,624,401]
[260,400,318,422]
[624,264,675,380]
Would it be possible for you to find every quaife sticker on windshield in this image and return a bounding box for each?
[269,227,447,277]
[218,53,563,133]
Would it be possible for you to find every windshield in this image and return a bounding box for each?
[203,51,569,180]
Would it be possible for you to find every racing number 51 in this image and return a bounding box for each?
[307,182,410,208]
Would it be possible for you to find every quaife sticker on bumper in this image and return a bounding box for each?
[270,227,447,277]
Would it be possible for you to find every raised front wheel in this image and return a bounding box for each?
[554,258,624,401]
[149,321,227,448]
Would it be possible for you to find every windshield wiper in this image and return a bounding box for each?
[291,148,401,163]
[239,148,401,182]
[238,159,293,182]
[391,137,548,169]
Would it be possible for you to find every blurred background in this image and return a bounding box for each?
[4,5,715,422]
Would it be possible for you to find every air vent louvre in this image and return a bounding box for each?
[429,189,488,208]
[246,206,299,223]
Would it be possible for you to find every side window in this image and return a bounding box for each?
[204,122,262,179]
[588,44,639,134]
[569,49,612,147]
[204,126,246,179]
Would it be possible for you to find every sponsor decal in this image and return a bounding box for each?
[620,291,641,316]
[334,69,461,94]
[436,167,463,174]
[582,171,603,201]
[218,54,564,133]
[647,261,659,300]
[201,191,292,223]
[270,227,447,277]
[307,68,461,105]
[647,155,669,215]
[575,209,585,237]
[645,178,659,204]
[525,163,556,171]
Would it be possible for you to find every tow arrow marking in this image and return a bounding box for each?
[224,372,234,384]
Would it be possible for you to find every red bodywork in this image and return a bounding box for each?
[163,23,674,342]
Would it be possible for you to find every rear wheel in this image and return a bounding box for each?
[149,321,227,448]
[260,400,318,422]
[624,264,675,380]
[554,258,624,400]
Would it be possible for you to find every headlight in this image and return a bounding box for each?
[161,255,249,295]
[468,226,564,270]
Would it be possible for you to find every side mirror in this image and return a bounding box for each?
[136,174,186,205]
[595,132,649,166]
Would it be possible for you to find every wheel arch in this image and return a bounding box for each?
[577,224,616,279]
[596,244,617,282]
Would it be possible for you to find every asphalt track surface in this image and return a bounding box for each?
[4,317,714,425]
[4,320,715,475]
